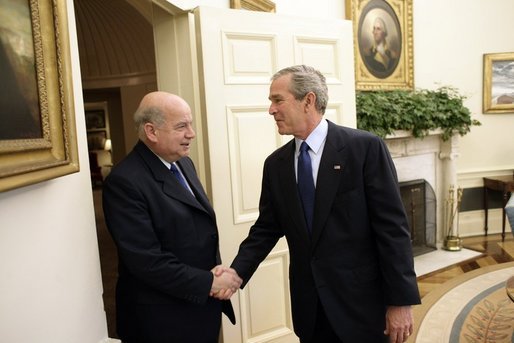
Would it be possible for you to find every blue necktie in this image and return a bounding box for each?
[170,163,189,190]
[297,142,315,233]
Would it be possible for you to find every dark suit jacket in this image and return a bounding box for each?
[103,141,234,343]
[231,121,420,342]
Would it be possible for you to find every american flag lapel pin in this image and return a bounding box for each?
[334,165,341,170]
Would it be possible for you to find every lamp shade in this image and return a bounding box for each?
[104,138,112,151]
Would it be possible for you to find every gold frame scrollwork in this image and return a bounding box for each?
[0,0,79,192]
[230,0,276,13]
[346,0,413,90]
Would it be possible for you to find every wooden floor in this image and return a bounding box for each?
[93,188,513,337]
[417,234,514,298]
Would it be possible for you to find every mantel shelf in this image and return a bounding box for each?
[385,129,444,140]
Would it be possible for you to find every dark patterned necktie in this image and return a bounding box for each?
[297,142,315,233]
[170,163,189,190]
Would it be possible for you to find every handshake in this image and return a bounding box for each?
[210,265,242,300]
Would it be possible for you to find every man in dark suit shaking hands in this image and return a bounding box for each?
[229,65,421,343]
[103,91,241,343]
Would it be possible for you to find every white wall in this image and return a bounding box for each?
[413,0,514,177]
[274,0,344,19]
[412,0,514,236]
[0,1,109,342]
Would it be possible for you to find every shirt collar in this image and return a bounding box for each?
[156,154,173,169]
[295,119,328,155]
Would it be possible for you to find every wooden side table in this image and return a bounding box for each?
[483,175,514,241]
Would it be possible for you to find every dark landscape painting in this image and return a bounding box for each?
[0,0,41,140]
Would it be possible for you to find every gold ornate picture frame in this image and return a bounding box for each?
[346,0,413,90]
[0,0,79,192]
[230,0,276,12]
[483,52,514,114]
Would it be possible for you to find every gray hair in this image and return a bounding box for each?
[134,106,167,138]
[271,65,328,114]
[374,17,388,37]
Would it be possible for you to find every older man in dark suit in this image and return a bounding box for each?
[229,65,421,343]
[103,91,241,343]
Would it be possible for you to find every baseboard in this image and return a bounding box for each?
[458,209,509,238]
[458,168,513,188]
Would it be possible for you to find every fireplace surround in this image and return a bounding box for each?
[385,130,459,246]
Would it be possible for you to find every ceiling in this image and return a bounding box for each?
[73,0,156,89]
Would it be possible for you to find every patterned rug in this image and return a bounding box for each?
[411,262,514,342]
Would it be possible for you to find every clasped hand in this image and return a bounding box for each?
[210,265,242,300]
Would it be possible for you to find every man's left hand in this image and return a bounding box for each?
[384,305,414,343]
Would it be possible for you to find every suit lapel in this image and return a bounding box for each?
[311,122,347,248]
[163,161,211,215]
[135,142,210,215]
[176,159,215,217]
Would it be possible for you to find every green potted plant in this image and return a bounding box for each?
[355,87,481,141]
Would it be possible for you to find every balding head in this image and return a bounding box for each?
[134,92,190,138]
[134,91,195,162]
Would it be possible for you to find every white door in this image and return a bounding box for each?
[194,6,356,342]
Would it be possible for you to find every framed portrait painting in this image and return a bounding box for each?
[230,0,276,12]
[85,110,106,131]
[0,0,79,192]
[483,52,514,114]
[346,0,414,90]
[85,101,110,151]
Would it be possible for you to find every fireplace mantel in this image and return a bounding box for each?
[384,130,459,244]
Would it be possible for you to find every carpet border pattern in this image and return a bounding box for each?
[411,261,514,342]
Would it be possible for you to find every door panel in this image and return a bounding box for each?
[226,105,279,224]
[194,6,355,342]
